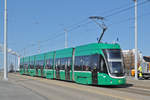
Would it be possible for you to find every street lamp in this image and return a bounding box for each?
[3,0,8,80]
[134,0,138,80]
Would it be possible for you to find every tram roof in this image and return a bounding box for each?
[75,43,120,56]
[21,43,120,60]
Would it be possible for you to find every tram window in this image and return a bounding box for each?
[55,58,61,70]
[67,58,71,66]
[46,59,53,69]
[39,60,41,66]
[60,58,65,70]
[64,58,67,70]
[75,56,82,71]
[83,56,90,71]
[30,61,34,69]
[35,60,38,66]
[99,57,107,73]
[27,61,29,68]
[37,60,40,65]
[90,54,98,70]
[80,56,84,71]
[104,49,121,59]
[32,61,34,69]
[35,60,39,68]
[67,58,72,70]
[55,59,57,69]
[38,60,44,68]
[46,59,48,69]
[50,59,53,69]
[46,59,50,69]
[24,62,28,69]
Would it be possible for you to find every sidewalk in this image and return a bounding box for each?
[126,76,150,88]
[0,80,46,100]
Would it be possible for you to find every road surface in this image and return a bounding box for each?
[0,73,150,100]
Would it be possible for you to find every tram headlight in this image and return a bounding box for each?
[118,80,121,83]
[103,76,106,78]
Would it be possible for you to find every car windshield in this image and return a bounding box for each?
[108,62,124,76]
[107,49,121,59]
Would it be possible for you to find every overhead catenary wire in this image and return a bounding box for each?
[19,0,150,55]
[107,11,150,27]
[41,0,150,43]
[32,10,150,55]
[19,2,134,50]
[19,20,92,52]
[31,21,93,51]
[104,0,150,18]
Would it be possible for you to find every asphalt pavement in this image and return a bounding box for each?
[0,80,47,100]
[0,73,150,100]
[126,76,150,88]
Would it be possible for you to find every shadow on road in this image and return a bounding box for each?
[91,83,134,88]
[11,74,134,89]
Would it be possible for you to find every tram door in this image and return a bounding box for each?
[23,65,25,73]
[36,67,38,75]
[26,65,28,74]
[92,68,98,84]
[41,66,43,77]
[56,59,60,79]
[91,54,98,84]
[56,67,60,79]
[35,60,38,75]
[65,58,71,80]
[65,67,70,80]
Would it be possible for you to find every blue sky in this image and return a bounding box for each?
[0,0,150,56]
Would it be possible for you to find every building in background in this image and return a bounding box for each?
[0,44,19,72]
[122,49,143,75]
[141,56,150,79]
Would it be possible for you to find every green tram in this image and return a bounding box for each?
[20,43,126,85]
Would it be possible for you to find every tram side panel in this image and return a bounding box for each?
[44,52,55,79]
[29,55,36,76]
[19,43,126,86]
[55,48,73,81]
[73,44,100,85]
